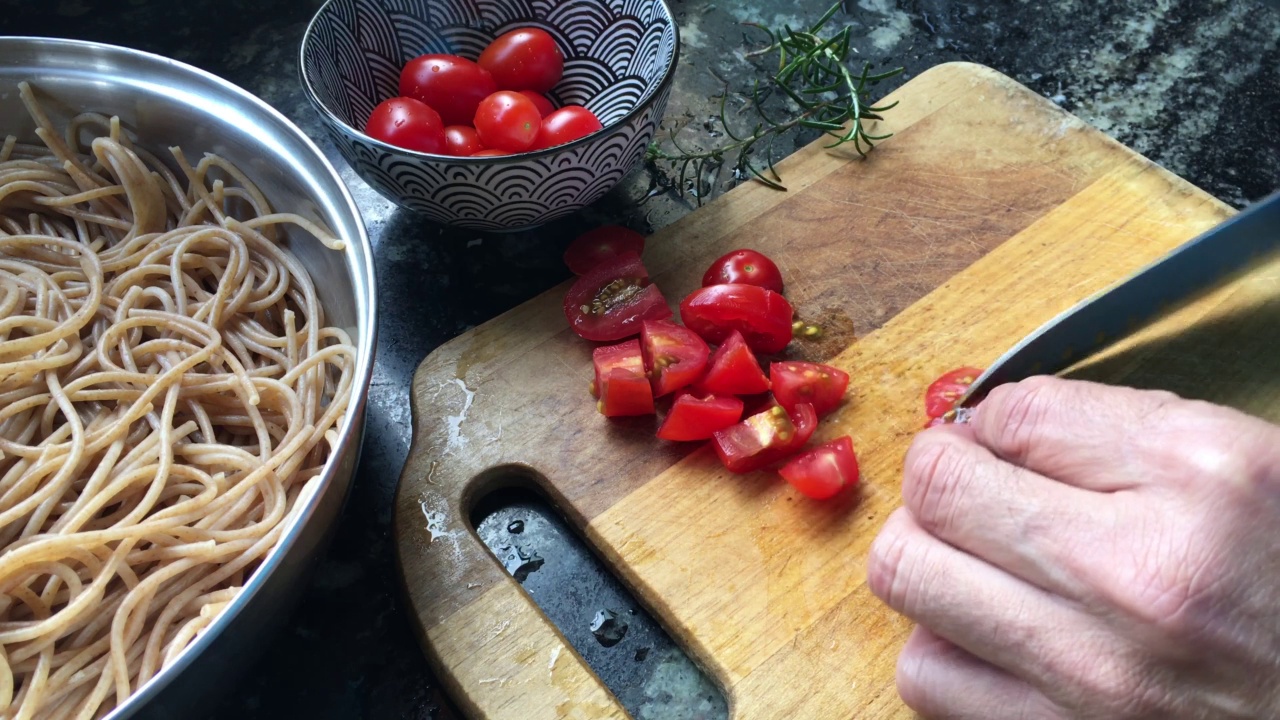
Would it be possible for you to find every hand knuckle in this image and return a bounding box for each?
[868,513,928,614]
[903,437,973,534]
[1075,657,1163,718]
[984,376,1061,458]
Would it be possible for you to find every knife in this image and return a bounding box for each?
[956,190,1280,409]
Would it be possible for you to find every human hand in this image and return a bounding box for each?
[867,376,1280,718]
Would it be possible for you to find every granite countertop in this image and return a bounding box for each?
[3,0,1277,718]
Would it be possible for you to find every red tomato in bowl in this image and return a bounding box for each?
[592,340,654,417]
[695,331,770,396]
[519,90,556,117]
[925,366,983,420]
[779,436,859,500]
[474,91,542,152]
[640,319,709,397]
[479,28,564,93]
[770,361,850,416]
[680,284,794,355]
[656,391,743,441]
[534,106,603,149]
[712,402,817,474]
[702,249,784,294]
[563,252,671,342]
[399,54,497,126]
[563,225,646,275]
[442,125,484,156]
[364,97,445,154]
[471,148,510,157]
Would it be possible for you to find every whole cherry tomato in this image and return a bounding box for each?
[478,28,564,93]
[364,97,445,154]
[518,90,556,118]
[702,249,784,294]
[442,126,484,156]
[473,91,542,152]
[534,106,603,149]
[398,54,497,126]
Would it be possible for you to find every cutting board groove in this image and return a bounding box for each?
[394,62,1277,719]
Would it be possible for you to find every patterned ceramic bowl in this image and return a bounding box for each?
[300,0,678,231]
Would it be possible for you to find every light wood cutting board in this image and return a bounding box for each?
[392,62,1280,718]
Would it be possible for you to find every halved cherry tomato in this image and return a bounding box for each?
[779,436,859,500]
[563,225,646,275]
[592,340,653,417]
[471,148,510,157]
[702,249,784,294]
[443,125,484,156]
[656,391,743,441]
[399,54,497,126]
[925,366,984,421]
[563,252,671,342]
[641,320,709,397]
[695,331,770,396]
[712,402,817,474]
[519,90,556,118]
[479,28,564,93]
[474,90,542,152]
[680,284,794,355]
[533,106,603,149]
[364,97,445,154]
[770,361,850,416]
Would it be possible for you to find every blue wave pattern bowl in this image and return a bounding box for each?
[301,0,678,230]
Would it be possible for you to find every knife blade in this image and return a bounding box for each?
[956,190,1280,409]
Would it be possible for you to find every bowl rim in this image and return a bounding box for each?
[298,0,681,163]
[0,34,377,719]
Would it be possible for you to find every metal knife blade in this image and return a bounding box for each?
[957,190,1280,408]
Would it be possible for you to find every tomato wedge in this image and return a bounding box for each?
[712,402,817,474]
[563,225,646,275]
[695,331,770,396]
[564,252,671,342]
[779,436,859,500]
[640,320,709,397]
[656,391,743,441]
[591,340,654,417]
[924,366,984,421]
[680,283,793,355]
[770,361,850,416]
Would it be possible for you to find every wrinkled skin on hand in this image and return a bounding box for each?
[867,377,1280,719]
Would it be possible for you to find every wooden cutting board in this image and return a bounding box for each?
[392,62,1280,718]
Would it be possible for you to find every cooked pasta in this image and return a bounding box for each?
[0,81,356,719]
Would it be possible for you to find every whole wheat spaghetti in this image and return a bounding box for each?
[0,82,356,719]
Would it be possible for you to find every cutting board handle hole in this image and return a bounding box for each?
[467,481,730,719]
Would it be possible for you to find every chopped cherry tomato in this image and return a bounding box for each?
[592,340,654,417]
[478,28,564,93]
[680,284,794,355]
[657,391,743,441]
[563,225,646,275]
[712,402,817,474]
[770,361,850,416]
[563,252,671,342]
[471,148,510,157]
[779,436,859,500]
[533,106,603,149]
[364,97,445,154]
[695,331,770,396]
[442,125,485,156]
[474,90,542,152]
[702,249,784,294]
[640,319,709,397]
[925,366,984,421]
[519,90,556,117]
[399,54,497,126]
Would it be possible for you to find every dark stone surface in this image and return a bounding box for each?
[3,0,1277,718]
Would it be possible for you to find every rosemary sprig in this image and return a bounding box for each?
[645,2,903,203]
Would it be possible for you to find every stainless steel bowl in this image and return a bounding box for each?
[0,37,376,719]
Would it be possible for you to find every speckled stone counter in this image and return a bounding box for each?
[3,0,1277,717]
